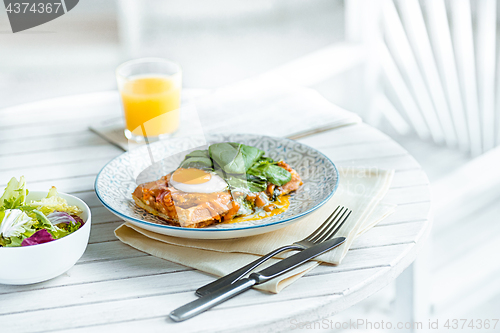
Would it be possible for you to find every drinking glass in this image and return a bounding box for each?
[116,58,182,142]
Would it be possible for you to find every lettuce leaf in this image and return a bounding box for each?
[47,211,82,234]
[31,209,69,239]
[47,211,78,225]
[28,186,82,215]
[0,176,28,209]
[0,209,37,246]
[0,209,35,238]
[0,180,85,247]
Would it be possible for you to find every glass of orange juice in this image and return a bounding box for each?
[116,58,182,142]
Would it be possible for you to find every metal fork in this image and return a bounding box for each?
[195,206,352,297]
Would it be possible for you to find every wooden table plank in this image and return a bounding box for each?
[61,294,344,333]
[71,190,101,208]
[351,221,425,249]
[384,185,431,205]
[0,256,191,295]
[0,267,386,333]
[0,91,120,116]
[0,146,121,172]
[0,125,99,143]
[378,201,431,225]
[89,222,124,244]
[91,207,121,224]
[0,243,411,316]
[0,131,109,156]
[298,122,391,147]
[79,241,148,264]
[13,175,97,194]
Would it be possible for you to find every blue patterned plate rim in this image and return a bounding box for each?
[94,135,339,232]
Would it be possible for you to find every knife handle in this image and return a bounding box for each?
[195,244,301,297]
[170,278,256,322]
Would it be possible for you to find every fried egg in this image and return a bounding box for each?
[169,168,228,193]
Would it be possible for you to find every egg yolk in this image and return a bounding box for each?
[172,168,211,185]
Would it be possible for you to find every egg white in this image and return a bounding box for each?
[169,172,228,193]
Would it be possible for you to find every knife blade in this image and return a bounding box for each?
[169,236,346,322]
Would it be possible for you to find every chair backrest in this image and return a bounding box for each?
[347,0,498,156]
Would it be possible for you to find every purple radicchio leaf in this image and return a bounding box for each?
[71,214,84,227]
[21,229,55,246]
[47,211,77,225]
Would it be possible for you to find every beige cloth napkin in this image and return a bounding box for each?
[115,167,396,293]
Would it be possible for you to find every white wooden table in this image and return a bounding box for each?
[0,91,432,333]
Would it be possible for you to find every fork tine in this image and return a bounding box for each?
[315,209,352,243]
[310,207,347,243]
[303,206,342,242]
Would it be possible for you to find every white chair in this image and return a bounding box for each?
[346,0,500,324]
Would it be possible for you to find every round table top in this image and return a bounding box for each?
[0,90,431,333]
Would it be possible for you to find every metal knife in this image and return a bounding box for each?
[169,236,346,322]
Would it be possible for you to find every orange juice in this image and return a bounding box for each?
[120,75,181,137]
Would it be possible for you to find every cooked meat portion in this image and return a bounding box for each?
[277,162,303,195]
[132,175,232,228]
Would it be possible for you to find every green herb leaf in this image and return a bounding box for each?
[179,150,213,170]
[179,157,213,170]
[240,145,265,170]
[261,164,292,186]
[185,150,211,159]
[247,159,292,186]
[209,143,264,175]
[245,174,268,192]
[209,143,246,175]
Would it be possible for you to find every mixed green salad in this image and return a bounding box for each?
[0,176,84,247]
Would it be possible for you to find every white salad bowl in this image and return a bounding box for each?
[0,191,91,285]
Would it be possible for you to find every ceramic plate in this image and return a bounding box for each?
[95,134,338,239]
